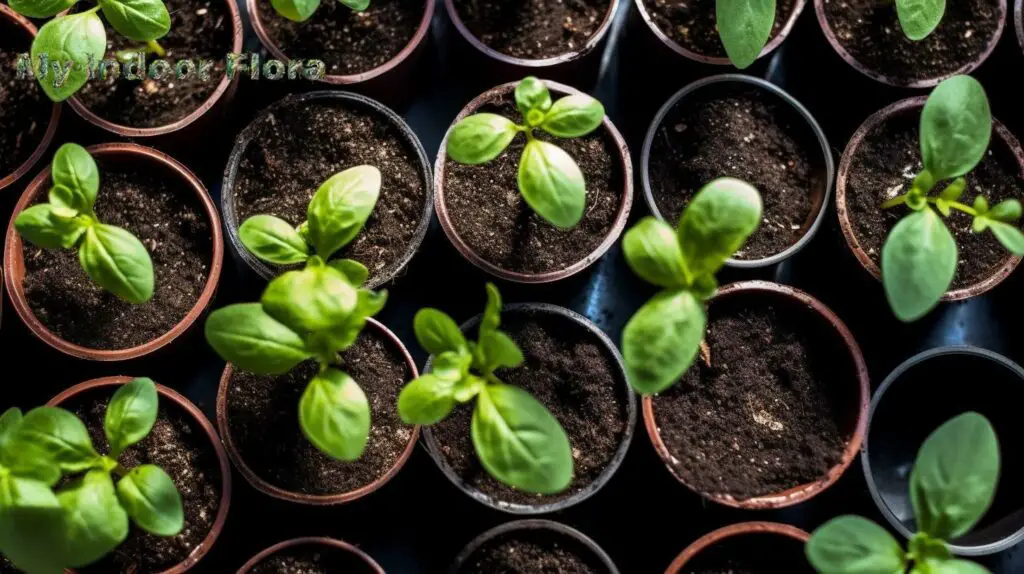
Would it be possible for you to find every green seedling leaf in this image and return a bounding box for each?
[677,177,762,280]
[299,368,371,461]
[339,0,369,9]
[8,0,75,18]
[453,375,486,403]
[518,139,586,229]
[15,407,100,473]
[32,12,107,101]
[414,308,467,355]
[623,216,688,288]
[480,330,524,371]
[0,411,61,486]
[430,350,472,382]
[328,258,368,286]
[540,94,605,138]
[896,0,945,40]
[988,199,1022,222]
[116,464,183,536]
[909,532,952,563]
[105,377,158,458]
[806,515,907,574]
[205,303,313,374]
[515,76,552,116]
[920,75,991,180]
[261,266,358,333]
[58,470,129,567]
[0,475,69,574]
[928,560,991,574]
[622,289,706,395]
[15,204,88,249]
[717,0,776,69]
[0,409,22,453]
[935,178,966,216]
[397,374,456,425]
[323,287,388,351]
[239,215,310,265]
[50,143,99,212]
[988,221,1024,255]
[271,0,319,21]
[973,195,989,215]
[79,224,154,304]
[307,165,381,260]
[882,209,956,322]
[481,282,502,337]
[97,0,170,41]
[447,114,519,165]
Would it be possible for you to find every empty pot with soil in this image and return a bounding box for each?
[665,522,812,573]
[450,519,620,573]
[238,537,384,573]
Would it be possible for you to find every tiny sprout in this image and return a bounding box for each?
[271,0,369,22]
[895,0,945,41]
[717,0,776,69]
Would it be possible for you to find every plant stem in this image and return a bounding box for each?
[881,194,908,209]
[147,40,166,57]
[926,196,977,216]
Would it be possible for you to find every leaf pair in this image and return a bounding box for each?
[271,0,368,22]
[717,0,776,69]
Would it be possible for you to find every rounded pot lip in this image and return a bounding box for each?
[632,0,807,66]
[0,4,62,193]
[221,90,434,289]
[48,376,233,574]
[862,345,1024,556]
[834,97,1024,301]
[64,0,244,137]
[665,521,810,573]
[215,318,421,506]
[814,0,1007,88]
[434,79,633,284]
[449,519,620,574]
[248,0,434,85]
[3,142,224,361]
[238,537,384,574]
[640,74,834,269]
[1016,0,1023,52]
[421,302,638,515]
[642,280,870,510]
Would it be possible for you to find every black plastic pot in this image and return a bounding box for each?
[449,519,620,573]
[863,346,1024,556]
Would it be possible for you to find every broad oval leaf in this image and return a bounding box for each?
[105,377,159,457]
[518,140,586,229]
[881,209,957,322]
[397,374,456,425]
[299,369,371,461]
[920,75,991,180]
[806,515,908,574]
[116,464,183,536]
[307,165,381,260]
[97,0,171,41]
[327,258,368,286]
[79,224,154,304]
[32,12,107,101]
[447,114,518,165]
[204,303,312,374]
[15,407,99,473]
[988,221,1024,256]
[414,308,467,355]
[58,470,129,568]
[623,216,688,288]
[261,266,358,333]
[271,0,320,21]
[0,475,69,574]
[515,76,552,116]
[481,330,524,370]
[622,289,706,395]
[540,94,605,138]
[988,199,1022,222]
[50,143,99,212]
[677,177,762,279]
[930,560,991,574]
[15,204,88,249]
[717,0,776,69]
[0,410,61,485]
[239,215,310,265]
[896,0,945,41]
[8,0,75,18]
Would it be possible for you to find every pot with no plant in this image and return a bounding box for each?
[665,522,811,573]
[3,142,223,361]
[238,537,384,573]
[449,519,620,573]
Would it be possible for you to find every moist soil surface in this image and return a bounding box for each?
[430,312,628,506]
[75,0,233,128]
[226,328,414,495]
[844,112,1022,289]
[0,19,51,180]
[653,301,847,500]
[444,95,622,274]
[648,85,816,260]
[641,0,797,58]
[250,545,377,574]
[257,0,421,77]
[452,0,611,59]
[235,99,426,285]
[458,530,609,573]
[822,0,1001,84]
[682,533,812,574]
[22,160,213,350]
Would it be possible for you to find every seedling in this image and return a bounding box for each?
[717,0,776,69]
[397,284,574,494]
[205,166,386,461]
[0,378,184,573]
[620,178,762,395]
[446,76,606,229]
[271,0,369,22]
[896,0,945,41]
[807,412,998,574]
[15,143,155,304]
[879,75,1024,323]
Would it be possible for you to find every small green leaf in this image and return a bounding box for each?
[988,199,1022,222]
[31,12,107,101]
[0,475,69,574]
[909,532,952,563]
[480,330,524,370]
[453,375,486,403]
[323,288,388,351]
[896,0,945,41]
[8,0,75,18]
[447,114,519,165]
[261,266,358,333]
[105,377,158,458]
[481,282,502,338]
[116,464,183,536]
[988,221,1024,255]
[58,470,129,567]
[623,216,688,288]
[717,0,776,69]
[307,165,381,260]
[414,308,467,355]
[676,177,762,281]
[518,140,586,229]
[920,75,992,180]
[97,0,171,41]
[50,143,98,212]
[622,289,706,395]
[15,204,88,249]
[806,515,907,574]
[882,209,957,322]
[397,374,456,425]
[79,224,154,304]
[540,94,605,138]
[327,258,368,286]
[271,0,319,20]
[938,177,966,202]
[15,407,100,473]
[205,303,313,374]
[239,215,310,265]
[973,195,989,214]
[515,76,552,116]
[299,369,370,461]
[0,409,22,453]
[431,350,473,382]
[339,0,369,9]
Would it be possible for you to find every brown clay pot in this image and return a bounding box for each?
[215,318,420,505]
[835,97,1024,301]
[238,537,384,573]
[3,142,224,361]
[642,280,870,510]
[434,79,633,284]
[665,522,810,573]
[48,376,233,574]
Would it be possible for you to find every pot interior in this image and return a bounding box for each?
[679,530,812,572]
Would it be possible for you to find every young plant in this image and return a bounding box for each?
[15,143,155,304]
[397,284,573,494]
[446,76,606,229]
[271,0,368,22]
[205,166,385,461]
[620,178,762,395]
[807,412,998,574]
[717,0,776,69]
[0,378,184,574]
[880,75,1024,323]
[896,0,945,41]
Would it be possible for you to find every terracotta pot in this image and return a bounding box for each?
[3,142,224,361]
[835,97,1024,301]
[215,318,421,505]
[238,537,384,573]
[434,79,633,284]
[0,4,61,194]
[48,376,233,574]
[643,280,870,510]
[665,521,810,573]
[449,519,620,573]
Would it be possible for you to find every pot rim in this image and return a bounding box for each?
[3,142,224,361]
[640,74,834,268]
[0,4,62,193]
[237,536,384,573]
[1017,0,1023,51]
[215,318,421,506]
[421,302,638,515]
[643,280,870,510]
[248,0,435,85]
[47,376,233,574]
[221,90,434,289]
[834,97,1024,301]
[448,519,620,574]
[434,79,633,284]
[862,345,1024,556]
[665,521,810,572]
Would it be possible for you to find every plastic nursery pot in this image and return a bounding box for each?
[434,79,633,284]
[863,346,1024,556]
[449,519,620,574]
[222,90,433,289]
[0,4,61,194]
[3,142,224,361]
[643,280,870,510]
[835,97,1024,302]
[641,74,834,268]
[48,376,233,574]
[238,537,384,573]
[1018,0,1024,51]
[215,318,421,505]
[665,522,811,573]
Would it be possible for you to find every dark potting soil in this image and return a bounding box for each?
[822,0,1001,84]
[845,112,1022,289]
[250,545,377,574]
[22,162,213,350]
[459,531,608,573]
[74,0,233,128]
[648,86,817,260]
[641,0,797,58]
[444,96,622,274]
[257,0,422,76]
[653,301,847,500]
[0,21,50,180]
[430,313,628,506]
[235,99,426,285]
[682,532,813,574]
[226,329,414,495]
[452,0,611,59]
